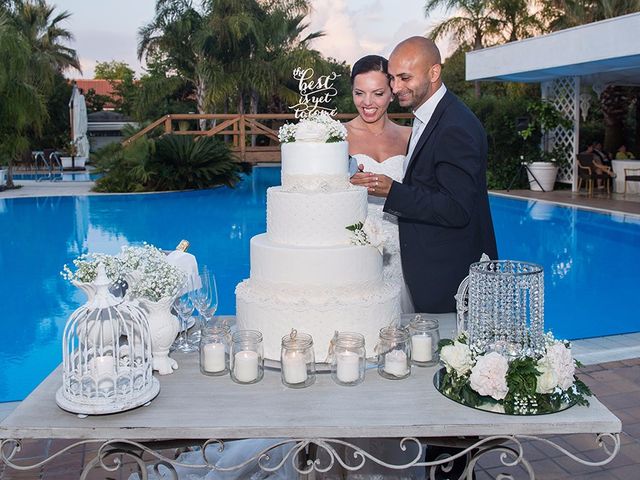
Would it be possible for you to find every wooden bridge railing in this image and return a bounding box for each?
[122,113,413,163]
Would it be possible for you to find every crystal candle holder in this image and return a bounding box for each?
[467,260,545,357]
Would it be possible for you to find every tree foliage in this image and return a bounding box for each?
[93,135,241,193]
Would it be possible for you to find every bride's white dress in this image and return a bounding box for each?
[352,153,414,314]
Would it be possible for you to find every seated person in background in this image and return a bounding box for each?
[593,142,612,167]
[616,144,635,159]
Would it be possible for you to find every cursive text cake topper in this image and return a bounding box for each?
[289,67,340,118]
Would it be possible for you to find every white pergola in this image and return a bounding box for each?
[466,12,640,191]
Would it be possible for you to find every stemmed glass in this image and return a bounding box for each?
[173,287,197,353]
[189,267,218,344]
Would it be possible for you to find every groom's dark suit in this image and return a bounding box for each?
[384,91,498,313]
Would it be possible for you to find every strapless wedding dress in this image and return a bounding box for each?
[352,154,414,314]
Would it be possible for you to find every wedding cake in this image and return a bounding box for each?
[235,113,401,360]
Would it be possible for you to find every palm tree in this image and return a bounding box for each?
[9,0,81,80]
[0,12,47,188]
[424,0,501,98]
[139,0,324,126]
[492,0,546,42]
[544,0,640,30]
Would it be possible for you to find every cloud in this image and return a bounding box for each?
[308,0,365,65]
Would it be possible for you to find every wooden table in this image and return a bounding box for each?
[0,315,622,479]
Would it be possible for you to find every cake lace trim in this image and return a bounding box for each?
[236,279,400,311]
[281,173,351,192]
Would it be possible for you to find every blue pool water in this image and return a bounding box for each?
[0,167,638,402]
[12,172,102,182]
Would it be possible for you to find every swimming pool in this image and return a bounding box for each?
[12,172,102,182]
[0,167,638,402]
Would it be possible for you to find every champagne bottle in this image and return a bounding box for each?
[175,239,190,252]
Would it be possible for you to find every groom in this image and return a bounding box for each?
[352,36,497,313]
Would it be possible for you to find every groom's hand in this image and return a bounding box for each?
[351,172,393,198]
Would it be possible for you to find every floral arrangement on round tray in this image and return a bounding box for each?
[436,332,592,415]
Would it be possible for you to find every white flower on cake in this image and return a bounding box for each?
[469,351,510,400]
[346,216,387,253]
[440,341,472,375]
[278,111,347,144]
[294,119,330,142]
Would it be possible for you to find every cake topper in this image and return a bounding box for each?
[289,67,340,118]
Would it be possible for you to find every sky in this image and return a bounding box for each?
[52,0,450,79]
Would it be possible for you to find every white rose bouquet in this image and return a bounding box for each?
[278,111,347,143]
[437,332,591,415]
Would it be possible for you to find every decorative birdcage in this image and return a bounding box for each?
[467,260,545,358]
[56,264,159,415]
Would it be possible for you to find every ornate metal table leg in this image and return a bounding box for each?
[1,434,620,478]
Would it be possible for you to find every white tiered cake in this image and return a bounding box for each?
[235,115,401,360]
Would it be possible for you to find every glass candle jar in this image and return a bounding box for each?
[330,332,366,386]
[230,330,264,384]
[280,330,315,388]
[199,325,231,376]
[377,326,410,380]
[408,315,440,367]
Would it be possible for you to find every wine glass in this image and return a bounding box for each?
[189,267,216,344]
[173,288,196,353]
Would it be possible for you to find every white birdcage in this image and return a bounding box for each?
[56,264,159,415]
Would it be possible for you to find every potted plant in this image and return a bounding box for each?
[519,101,572,192]
[60,137,87,170]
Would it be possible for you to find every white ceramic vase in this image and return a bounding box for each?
[139,297,179,375]
[526,162,558,192]
[72,280,97,303]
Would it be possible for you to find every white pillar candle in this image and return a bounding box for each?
[234,350,259,383]
[384,350,408,377]
[91,356,115,377]
[90,356,115,392]
[336,351,360,383]
[203,343,226,372]
[411,335,433,362]
[282,351,308,384]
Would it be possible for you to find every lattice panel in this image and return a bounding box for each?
[542,77,579,186]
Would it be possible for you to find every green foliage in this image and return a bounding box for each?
[505,357,539,398]
[466,94,534,189]
[84,87,111,113]
[94,60,135,82]
[93,135,240,193]
[0,12,46,183]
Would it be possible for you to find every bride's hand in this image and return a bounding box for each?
[351,172,393,198]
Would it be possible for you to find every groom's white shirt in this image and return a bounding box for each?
[403,83,447,174]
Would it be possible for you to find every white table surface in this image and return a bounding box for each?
[0,316,621,441]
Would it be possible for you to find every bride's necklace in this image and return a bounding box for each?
[359,117,387,137]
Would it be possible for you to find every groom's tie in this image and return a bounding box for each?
[404,116,423,174]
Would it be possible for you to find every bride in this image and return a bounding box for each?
[346,55,414,314]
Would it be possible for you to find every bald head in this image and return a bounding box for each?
[392,36,441,66]
[388,36,443,109]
